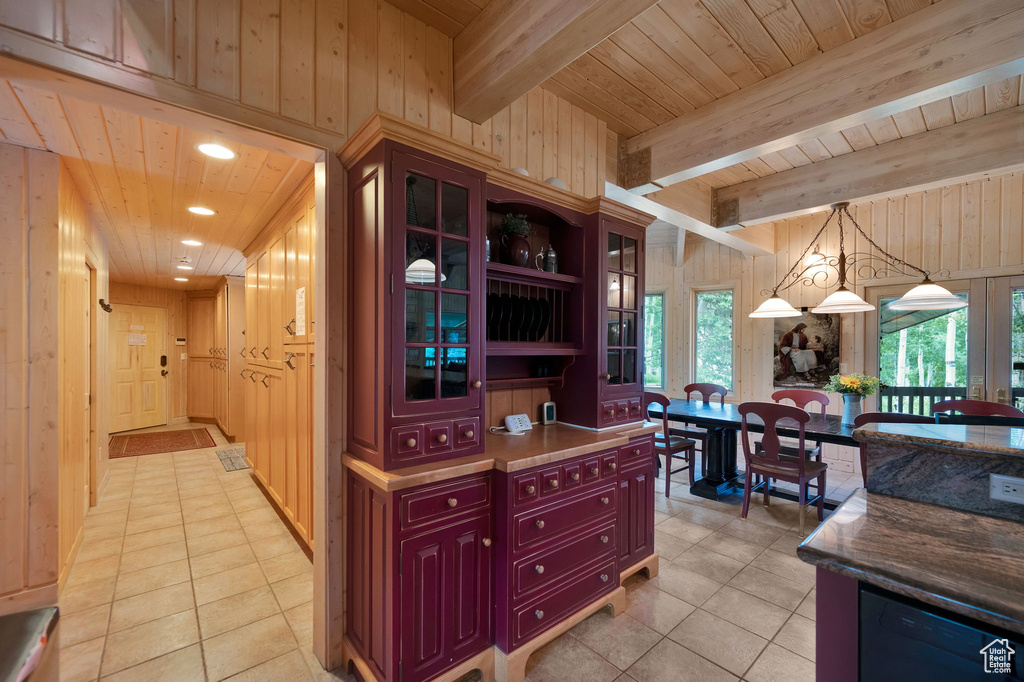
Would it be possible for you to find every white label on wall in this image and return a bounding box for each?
[128,333,147,346]
[130,324,144,331]
[295,287,306,336]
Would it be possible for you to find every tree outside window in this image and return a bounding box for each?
[644,293,665,388]
[695,290,733,390]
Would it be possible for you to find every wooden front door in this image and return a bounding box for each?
[109,304,167,432]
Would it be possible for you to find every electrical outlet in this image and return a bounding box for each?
[990,474,1024,505]
[839,363,849,373]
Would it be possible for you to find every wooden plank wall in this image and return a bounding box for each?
[107,282,192,422]
[649,169,1024,476]
[0,0,610,198]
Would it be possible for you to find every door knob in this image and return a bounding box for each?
[161,369,169,376]
[482,538,492,547]
[601,373,611,381]
[472,380,482,388]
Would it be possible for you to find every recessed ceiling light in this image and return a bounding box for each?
[177,265,193,270]
[188,206,216,216]
[181,239,203,246]
[197,143,235,159]
[174,277,189,282]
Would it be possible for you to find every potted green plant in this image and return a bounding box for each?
[500,213,532,268]
[824,372,882,425]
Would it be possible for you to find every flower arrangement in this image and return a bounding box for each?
[824,372,881,396]
[500,213,531,237]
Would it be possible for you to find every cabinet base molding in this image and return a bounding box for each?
[620,553,659,584]
[340,636,495,682]
[495,586,626,682]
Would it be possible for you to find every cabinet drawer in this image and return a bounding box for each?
[619,437,654,469]
[512,556,617,649]
[562,461,582,491]
[600,452,619,478]
[424,421,454,455]
[398,474,492,533]
[513,520,616,599]
[391,425,424,460]
[454,418,480,448]
[538,466,562,498]
[513,483,616,551]
[582,456,602,483]
[600,401,617,422]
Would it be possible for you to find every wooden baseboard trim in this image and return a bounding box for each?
[495,586,627,682]
[620,553,659,584]
[169,416,191,425]
[0,583,59,618]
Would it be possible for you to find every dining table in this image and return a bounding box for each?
[646,398,859,502]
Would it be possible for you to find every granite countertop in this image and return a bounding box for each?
[854,423,1024,457]
[342,421,660,491]
[798,489,1024,634]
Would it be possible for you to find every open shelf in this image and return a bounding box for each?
[485,262,582,286]
[486,343,582,357]
[486,376,564,391]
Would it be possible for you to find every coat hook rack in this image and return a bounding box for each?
[99,299,113,313]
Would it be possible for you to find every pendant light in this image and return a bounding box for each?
[750,202,964,317]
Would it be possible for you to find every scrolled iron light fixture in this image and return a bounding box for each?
[750,202,967,318]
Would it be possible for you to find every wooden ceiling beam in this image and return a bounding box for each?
[453,0,659,123]
[715,106,1024,227]
[624,0,1024,190]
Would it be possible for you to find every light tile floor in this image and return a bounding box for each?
[58,422,348,682]
[62,427,847,682]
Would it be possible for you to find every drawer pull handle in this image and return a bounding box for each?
[600,574,609,582]
[571,473,580,482]
[535,565,544,574]
[284,318,296,335]
[608,462,617,472]
[261,376,270,388]
[600,535,609,544]
[463,430,474,440]
[284,352,296,370]
[261,346,270,359]
[250,347,257,358]
[525,485,536,495]
[590,467,599,476]
[447,498,458,508]
[633,449,640,456]
[472,380,482,388]
[482,538,492,547]
[548,479,559,489]
[535,610,544,619]
[405,438,417,449]
[535,519,545,529]
[600,497,610,505]
[437,433,448,444]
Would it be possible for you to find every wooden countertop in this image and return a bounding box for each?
[798,489,1024,635]
[342,422,659,492]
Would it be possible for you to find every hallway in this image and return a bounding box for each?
[56,424,343,682]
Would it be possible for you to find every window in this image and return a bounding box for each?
[694,290,733,389]
[644,293,665,388]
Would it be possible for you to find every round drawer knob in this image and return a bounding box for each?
[405,438,417,448]
[472,380,482,388]
[463,430,474,440]
[447,498,458,508]
[600,535,609,544]
[600,497,610,505]
[608,462,617,471]
[605,410,614,417]
[571,473,580,482]
[590,467,599,476]
[535,519,545,529]
[633,405,641,412]
[549,479,559,489]
[437,433,448,444]
[482,538,492,547]
[525,485,536,495]
[535,610,544,619]
[535,565,545,574]
[633,449,640,456]
[600,574,609,582]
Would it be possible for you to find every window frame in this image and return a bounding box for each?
[643,291,667,390]
[691,286,736,392]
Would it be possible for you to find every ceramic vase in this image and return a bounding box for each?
[842,393,863,426]
[501,233,531,268]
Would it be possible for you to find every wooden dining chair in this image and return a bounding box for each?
[931,399,1024,418]
[852,412,933,486]
[680,383,728,477]
[645,392,697,496]
[738,401,827,536]
[770,388,829,463]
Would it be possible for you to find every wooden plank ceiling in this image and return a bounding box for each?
[0,79,313,289]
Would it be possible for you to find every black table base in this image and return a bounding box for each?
[690,425,744,500]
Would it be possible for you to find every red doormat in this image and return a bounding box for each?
[109,428,216,458]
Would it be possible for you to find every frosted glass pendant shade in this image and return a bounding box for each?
[887,281,967,311]
[811,286,875,314]
[749,295,802,318]
[405,258,446,284]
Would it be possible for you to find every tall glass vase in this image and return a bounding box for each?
[842,393,863,426]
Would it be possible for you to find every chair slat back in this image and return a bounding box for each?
[772,389,829,416]
[739,401,811,475]
[684,383,728,405]
[931,399,1024,418]
[644,392,671,441]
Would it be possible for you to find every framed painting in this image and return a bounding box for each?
[774,312,841,388]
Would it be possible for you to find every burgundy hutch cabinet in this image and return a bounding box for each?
[342,115,657,682]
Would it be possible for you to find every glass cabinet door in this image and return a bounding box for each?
[393,155,480,417]
[605,227,641,393]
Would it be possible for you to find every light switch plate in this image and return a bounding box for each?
[181,352,187,360]
[839,363,849,373]
[990,474,1024,505]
